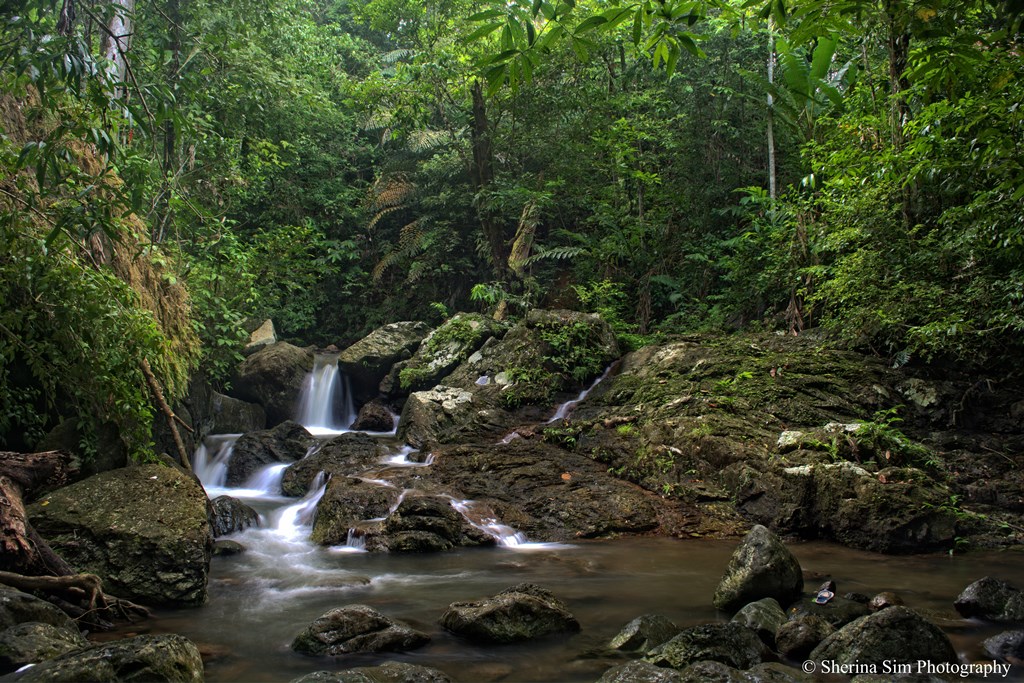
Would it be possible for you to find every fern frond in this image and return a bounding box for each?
[408,129,449,153]
[382,49,414,64]
[521,245,586,267]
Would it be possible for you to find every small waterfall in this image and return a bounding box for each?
[383,445,432,467]
[274,472,327,540]
[194,434,241,489]
[344,528,366,551]
[547,364,614,423]
[298,355,356,434]
[450,499,530,547]
[243,463,288,495]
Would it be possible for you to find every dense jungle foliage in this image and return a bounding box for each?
[1,0,1021,457]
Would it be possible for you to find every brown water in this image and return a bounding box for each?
[123,535,1024,682]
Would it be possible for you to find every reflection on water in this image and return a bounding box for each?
[124,537,1024,682]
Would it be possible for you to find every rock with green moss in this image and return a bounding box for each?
[381,313,506,397]
[309,477,400,546]
[610,614,681,652]
[713,525,804,613]
[227,420,316,486]
[644,622,768,670]
[282,432,385,496]
[338,321,432,403]
[732,598,786,648]
[292,605,429,655]
[29,464,212,606]
[0,623,88,674]
[3,634,203,682]
[230,342,315,426]
[439,583,580,643]
[809,606,957,666]
[290,662,451,683]
[0,589,76,632]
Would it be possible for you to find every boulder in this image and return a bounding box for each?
[245,318,277,354]
[29,464,212,606]
[954,577,1024,622]
[775,614,834,660]
[350,400,395,433]
[380,314,506,397]
[290,663,451,683]
[291,605,429,655]
[712,525,804,613]
[230,342,315,426]
[786,594,870,628]
[398,386,480,448]
[212,540,246,556]
[282,432,384,496]
[645,622,767,670]
[0,588,76,631]
[382,496,494,552]
[338,322,432,403]
[207,391,265,435]
[610,614,681,652]
[677,661,812,682]
[0,623,88,675]
[732,598,786,648]
[598,660,683,682]
[309,478,400,546]
[3,634,203,682]
[982,629,1024,663]
[209,496,260,537]
[809,606,957,666]
[439,583,580,643]
[227,421,316,487]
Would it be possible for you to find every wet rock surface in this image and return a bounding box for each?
[732,597,786,648]
[982,629,1024,662]
[809,606,957,666]
[0,588,76,631]
[598,660,683,682]
[209,495,260,537]
[227,420,316,486]
[338,321,432,403]
[0,622,88,675]
[350,400,395,432]
[230,342,314,426]
[954,577,1024,623]
[383,495,494,552]
[282,432,384,496]
[28,464,212,606]
[609,613,681,652]
[291,605,429,655]
[644,622,767,670]
[713,525,804,612]
[439,583,580,643]
[290,662,451,683]
[775,614,835,660]
[786,594,871,628]
[3,634,204,682]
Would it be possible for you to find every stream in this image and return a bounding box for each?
[118,358,1024,682]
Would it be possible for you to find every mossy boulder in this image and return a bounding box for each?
[338,321,432,403]
[610,614,681,652]
[291,605,429,655]
[775,614,835,660]
[290,662,451,683]
[0,623,88,675]
[29,464,212,606]
[954,577,1024,622]
[644,622,768,670]
[809,606,957,666]
[207,391,266,435]
[2,634,203,682]
[230,342,314,426]
[0,588,76,631]
[732,598,787,648]
[209,495,260,537]
[382,495,494,552]
[598,660,683,682]
[713,525,804,613]
[381,313,506,397]
[282,432,384,496]
[439,583,580,644]
[309,477,400,546]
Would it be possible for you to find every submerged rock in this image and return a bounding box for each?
[712,525,804,613]
[439,583,580,643]
[0,622,88,675]
[809,606,957,666]
[609,614,681,652]
[338,321,432,403]
[230,342,314,426]
[209,495,260,537]
[227,420,316,486]
[28,464,212,606]
[645,622,767,670]
[954,577,1024,622]
[290,662,451,683]
[3,634,203,682]
[291,605,429,656]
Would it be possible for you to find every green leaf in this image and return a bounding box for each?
[576,15,609,33]
[632,7,644,45]
[469,9,504,21]
[465,22,503,43]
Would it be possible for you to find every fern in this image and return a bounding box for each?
[520,245,586,267]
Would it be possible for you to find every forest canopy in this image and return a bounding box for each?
[1,0,1021,457]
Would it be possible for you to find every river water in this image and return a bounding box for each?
[118,357,1024,682]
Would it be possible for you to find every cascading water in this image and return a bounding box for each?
[297,354,356,435]
[193,434,241,492]
[547,364,615,423]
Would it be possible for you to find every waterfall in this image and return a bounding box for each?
[297,354,356,434]
[243,463,288,495]
[450,499,530,547]
[547,364,614,423]
[274,472,327,540]
[194,434,240,490]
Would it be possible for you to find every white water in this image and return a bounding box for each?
[297,354,356,434]
[193,434,241,491]
[547,364,614,423]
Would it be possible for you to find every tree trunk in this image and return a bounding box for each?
[767,19,777,201]
[100,0,135,96]
[470,80,508,280]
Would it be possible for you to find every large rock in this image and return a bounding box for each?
[809,606,957,666]
[350,400,395,433]
[439,583,580,643]
[282,432,384,496]
[245,318,277,354]
[380,314,506,397]
[29,465,212,606]
[383,496,494,552]
[3,634,203,682]
[0,623,88,675]
[732,598,786,648]
[0,588,76,631]
[338,322,432,403]
[677,661,812,683]
[775,614,834,660]
[786,594,871,628]
[290,663,451,683]
[291,605,429,655]
[983,629,1024,662]
[610,614,681,652]
[598,660,683,682]
[207,391,266,435]
[954,577,1024,622]
[209,495,261,537]
[397,386,485,448]
[644,622,767,670]
[230,342,315,426]
[227,421,316,487]
[712,525,804,612]
[309,477,399,546]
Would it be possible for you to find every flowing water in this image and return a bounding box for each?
[134,363,1024,682]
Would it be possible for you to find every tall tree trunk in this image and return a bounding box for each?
[100,0,135,97]
[470,80,508,281]
[767,19,777,201]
